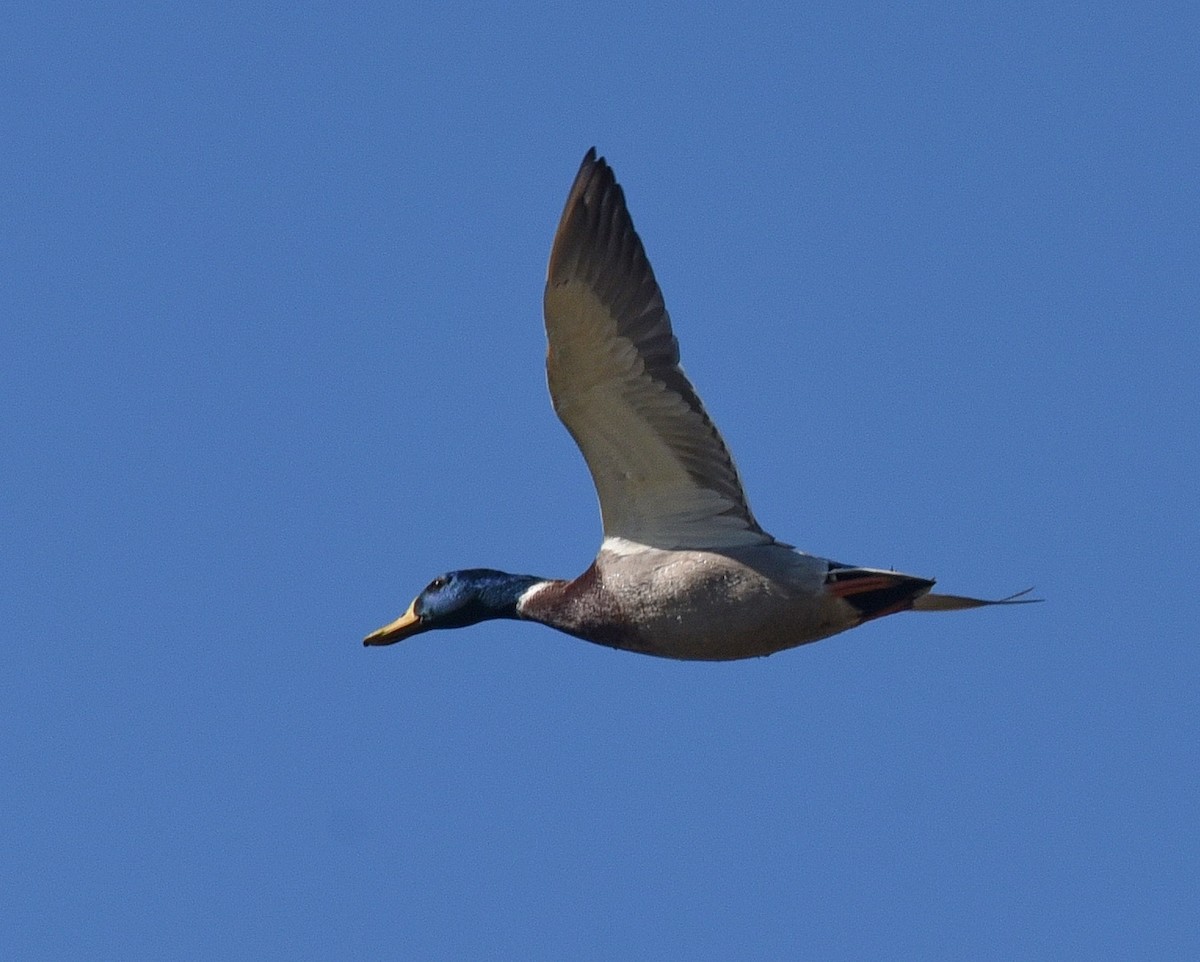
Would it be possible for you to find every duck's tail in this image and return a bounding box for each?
[824,566,936,621]
[825,564,1042,622]
[912,587,1042,611]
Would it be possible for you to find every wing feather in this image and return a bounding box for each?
[543,149,774,550]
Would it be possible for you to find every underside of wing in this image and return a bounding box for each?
[543,148,774,550]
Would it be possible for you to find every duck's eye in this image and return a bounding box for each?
[428,576,449,592]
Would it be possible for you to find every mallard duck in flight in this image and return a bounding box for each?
[365,149,1037,660]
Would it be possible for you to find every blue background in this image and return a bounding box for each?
[6,2,1197,958]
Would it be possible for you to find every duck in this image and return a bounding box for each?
[364,148,1037,660]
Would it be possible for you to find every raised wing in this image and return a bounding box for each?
[543,149,774,550]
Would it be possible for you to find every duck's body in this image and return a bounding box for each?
[365,149,1036,660]
[518,542,913,661]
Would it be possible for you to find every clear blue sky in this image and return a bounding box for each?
[5,2,1197,959]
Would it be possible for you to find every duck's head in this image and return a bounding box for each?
[363,569,543,646]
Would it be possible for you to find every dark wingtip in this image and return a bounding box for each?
[548,147,620,285]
